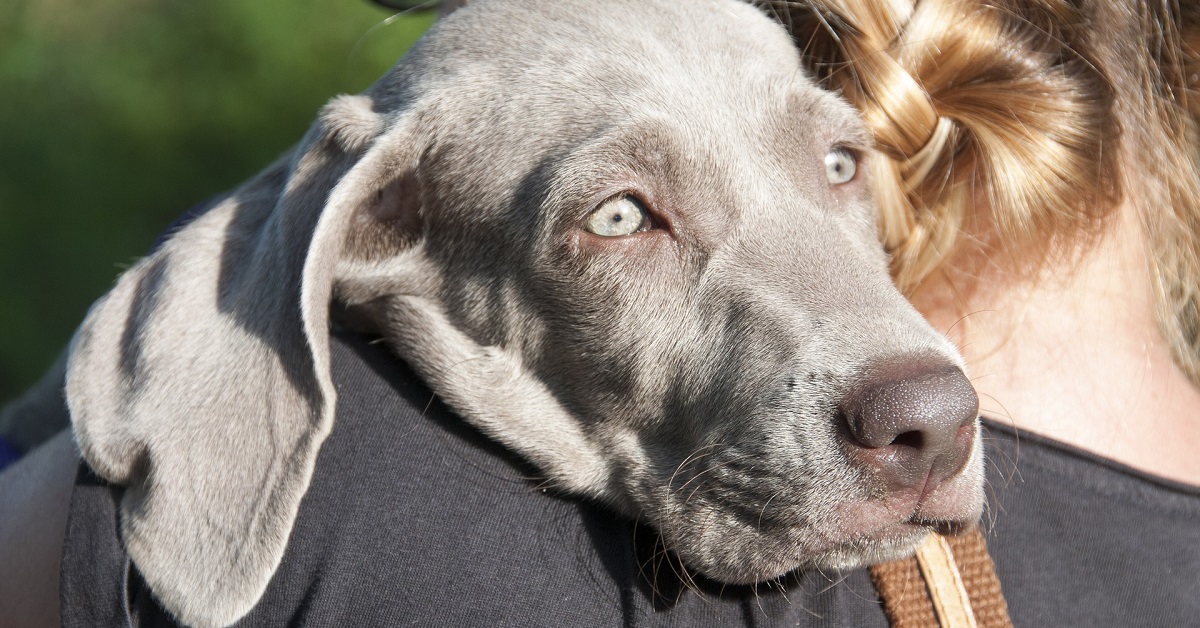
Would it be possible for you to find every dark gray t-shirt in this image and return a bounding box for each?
[59,332,1200,626]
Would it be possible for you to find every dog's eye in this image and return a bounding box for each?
[824,147,858,185]
[584,195,648,237]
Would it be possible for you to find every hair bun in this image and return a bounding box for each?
[774,0,1117,289]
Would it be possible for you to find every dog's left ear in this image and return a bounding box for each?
[65,94,422,628]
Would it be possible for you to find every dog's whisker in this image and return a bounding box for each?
[346,1,438,74]
[672,450,762,498]
[757,489,783,534]
[666,442,726,493]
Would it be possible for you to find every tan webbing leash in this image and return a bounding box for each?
[870,529,1013,628]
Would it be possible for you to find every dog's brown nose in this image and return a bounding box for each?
[839,355,978,493]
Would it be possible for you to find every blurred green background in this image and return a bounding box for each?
[0,0,435,405]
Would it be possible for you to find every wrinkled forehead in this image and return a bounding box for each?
[364,0,873,214]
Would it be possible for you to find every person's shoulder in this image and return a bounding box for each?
[982,419,1200,626]
[141,331,632,625]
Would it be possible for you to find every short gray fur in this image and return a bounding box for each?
[62,1,983,626]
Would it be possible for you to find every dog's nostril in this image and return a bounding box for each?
[890,430,924,451]
[839,354,979,493]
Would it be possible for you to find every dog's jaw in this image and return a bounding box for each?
[593,348,985,583]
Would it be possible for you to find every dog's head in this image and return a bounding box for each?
[66,0,983,625]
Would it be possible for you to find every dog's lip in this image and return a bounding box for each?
[906,516,974,536]
[911,477,984,523]
[833,480,983,544]
[660,493,978,585]
[820,509,971,559]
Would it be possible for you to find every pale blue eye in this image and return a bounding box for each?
[585,196,647,236]
[825,147,857,185]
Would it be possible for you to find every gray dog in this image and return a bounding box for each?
[61,0,984,625]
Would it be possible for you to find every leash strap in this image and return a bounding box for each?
[870,530,1013,628]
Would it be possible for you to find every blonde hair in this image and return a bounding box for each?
[768,0,1200,384]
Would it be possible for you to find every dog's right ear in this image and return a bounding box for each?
[64,94,425,628]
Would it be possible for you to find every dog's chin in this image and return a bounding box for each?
[803,524,936,572]
[663,485,986,585]
[678,520,952,585]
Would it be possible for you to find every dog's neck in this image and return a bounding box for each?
[911,205,1200,486]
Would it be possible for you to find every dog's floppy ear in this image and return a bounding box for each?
[65,94,420,628]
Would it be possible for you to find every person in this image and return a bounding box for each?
[781,0,1200,623]
[791,0,1200,486]
[2,0,1198,625]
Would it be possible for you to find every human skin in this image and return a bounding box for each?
[910,203,1200,486]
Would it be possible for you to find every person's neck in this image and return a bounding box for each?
[910,211,1200,486]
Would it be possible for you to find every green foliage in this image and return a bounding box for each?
[0,0,434,403]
